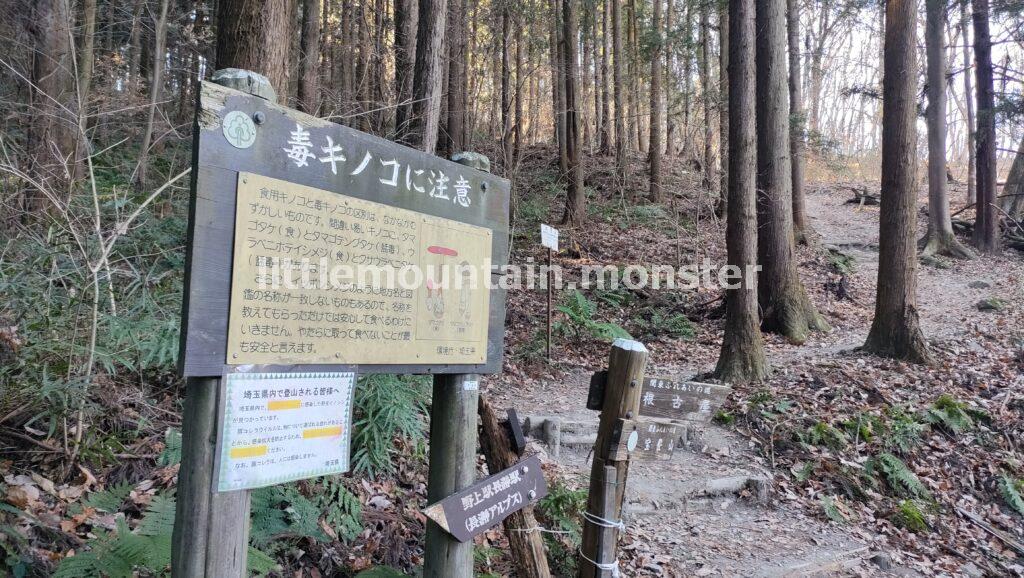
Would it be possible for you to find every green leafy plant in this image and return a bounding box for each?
[536,482,588,576]
[880,406,926,454]
[820,495,852,524]
[826,248,855,275]
[55,492,174,578]
[82,482,134,513]
[802,421,849,450]
[924,394,978,434]
[868,453,931,500]
[554,290,632,342]
[893,500,928,533]
[351,374,430,478]
[634,310,696,340]
[999,474,1024,516]
[157,428,182,467]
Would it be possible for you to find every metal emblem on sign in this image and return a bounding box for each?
[222,110,256,149]
[626,430,639,452]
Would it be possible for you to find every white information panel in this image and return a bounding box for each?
[540,223,559,251]
[217,371,356,492]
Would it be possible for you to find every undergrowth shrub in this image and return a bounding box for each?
[554,290,631,341]
[535,482,587,576]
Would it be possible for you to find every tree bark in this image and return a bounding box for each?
[700,3,716,196]
[612,0,626,190]
[394,0,417,138]
[715,0,767,384]
[562,0,585,224]
[755,0,827,343]
[922,0,973,258]
[25,0,81,213]
[408,0,447,153]
[648,0,663,201]
[1000,137,1024,221]
[79,0,97,105]
[215,0,290,95]
[445,0,467,155]
[862,0,930,364]
[787,0,810,243]
[134,0,169,191]
[717,0,728,216]
[971,0,999,254]
[959,0,976,205]
[298,0,321,113]
[502,0,514,171]
[600,0,613,153]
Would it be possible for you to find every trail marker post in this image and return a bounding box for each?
[578,339,649,577]
[540,224,558,361]
[174,69,510,577]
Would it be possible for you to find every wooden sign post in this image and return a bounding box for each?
[174,69,511,577]
[579,339,649,578]
[540,224,559,361]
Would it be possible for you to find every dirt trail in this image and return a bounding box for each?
[488,185,1016,576]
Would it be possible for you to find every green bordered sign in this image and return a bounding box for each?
[214,370,356,492]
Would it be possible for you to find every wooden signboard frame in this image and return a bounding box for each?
[178,80,511,378]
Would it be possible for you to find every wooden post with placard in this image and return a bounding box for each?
[578,339,649,578]
[173,68,510,577]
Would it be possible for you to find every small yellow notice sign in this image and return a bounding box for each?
[226,172,492,365]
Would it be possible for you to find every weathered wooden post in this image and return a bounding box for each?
[578,339,649,578]
[172,68,274,578]
[423,152,490,578]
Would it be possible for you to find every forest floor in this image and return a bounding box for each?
[481,150,1024,577]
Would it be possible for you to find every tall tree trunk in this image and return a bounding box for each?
[787,0,809,243]
[514,26,524,167]
[863,0,929,363]
[298,0,321,113]
[648,0,663,201]
[715,0,767,384]
[394,0,417,139]
[971,0,999,254]
[445,0,467,155]
[79,0,97,105]
[700,3,715,196]
[502,0,514,171]
[600,0,612,153]
[755,0,827,343]
[625,0,639,152]
[717,0,728,215]
[134,0,169,191]
[561,0,585,224]
[553,0,568,176]
[129,0,145,94]
[959,0,976,205]
[664,0,674,156]
[1000,138,1024,220]
[922,0,973,258]
[408,0,447,153]
[216,0,290,95]
[26,0,80,213]
[612,0,626,190]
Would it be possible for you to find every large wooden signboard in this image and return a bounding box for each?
[179,81,510,377]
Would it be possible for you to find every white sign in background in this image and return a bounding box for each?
[217,372,356,492]
[540,223,559,252]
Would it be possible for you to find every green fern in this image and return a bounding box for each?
[999,474,1024,516]
[555,290,631,341]
[804,422,849,450]
[880,406,926,454]
[247,546,281,577]
[924,394,975,434]
[351,374,430,478]
[83,481,134,513]
[894,500,928,532]
[819,495,850,524]
[317,476,363,541]
[869,453,931,500]
[157,427,182,466]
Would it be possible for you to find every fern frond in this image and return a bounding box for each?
[873,453,931,500]
[83,481,134,513]
[999,474,1024,516]
[247,546,281,577]
[157,427,182,466]
[137,491,176,537]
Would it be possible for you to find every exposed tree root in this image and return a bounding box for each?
[761,282,830,345]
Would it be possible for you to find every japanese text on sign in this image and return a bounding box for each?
[226,172,492,365]
[216,372,356,492]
